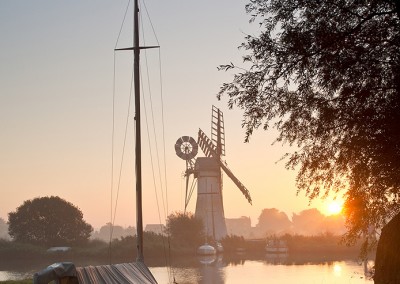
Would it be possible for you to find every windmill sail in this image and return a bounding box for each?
[198,129,252,205]
[211,105,225,156]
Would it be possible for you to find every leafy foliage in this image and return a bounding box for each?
[292,208,346,236]
[282,233,361,255]
[218,0,400,244]
[8,196,93,246]
[256,208,292,235]
[166,212,204,248]
[106,232,169,259]
[220,235,246,253]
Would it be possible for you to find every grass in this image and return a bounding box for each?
[0,280,32,284]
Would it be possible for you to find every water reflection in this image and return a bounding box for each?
[333,263,342,276]
[265,252,288,264]
[197,255,224,284]
[151,254,374,284]
[197,255,217,265]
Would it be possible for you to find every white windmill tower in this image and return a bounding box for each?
[175,106,252,240]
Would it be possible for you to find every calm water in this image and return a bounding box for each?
[150,256,374,284]
[0,256,374,283]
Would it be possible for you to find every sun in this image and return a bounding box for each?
[327,201,343,215]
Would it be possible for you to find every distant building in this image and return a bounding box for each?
[91,223,136,241]
[145,224,166,235]
[225,216,251,238]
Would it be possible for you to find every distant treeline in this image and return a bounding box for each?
[0,207,348,243]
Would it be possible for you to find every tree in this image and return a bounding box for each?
[256,208,292,236]
[166,212,204,248]
[220,235,246,253]
[292,209,325,236]
[291,208,345,235]
[8,196,93,246]
[218,0,400,246]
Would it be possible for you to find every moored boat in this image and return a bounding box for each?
[197,243,217,256]
[265,239,289,253]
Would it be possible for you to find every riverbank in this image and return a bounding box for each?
[0,281,31,284]
[0,233,369,263]
[0,233,372,282]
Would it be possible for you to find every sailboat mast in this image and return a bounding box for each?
[133,0,144,262]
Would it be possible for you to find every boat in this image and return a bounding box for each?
[215,242,224,254]
[265,239,289,253]
[33,1,158,283]
[197,243,217,256]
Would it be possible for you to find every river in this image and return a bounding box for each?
[0,255,374,283]
[150,256,373,283]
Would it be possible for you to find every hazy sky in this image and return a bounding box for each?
[0,0,338,229]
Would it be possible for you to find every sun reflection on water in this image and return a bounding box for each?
[333,263,342,277]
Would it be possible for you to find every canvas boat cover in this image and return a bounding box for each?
[76,262,157,284]
[34,262,158,284]
[34,262,78,284]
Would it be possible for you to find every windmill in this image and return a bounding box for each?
[174,106,252,240]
